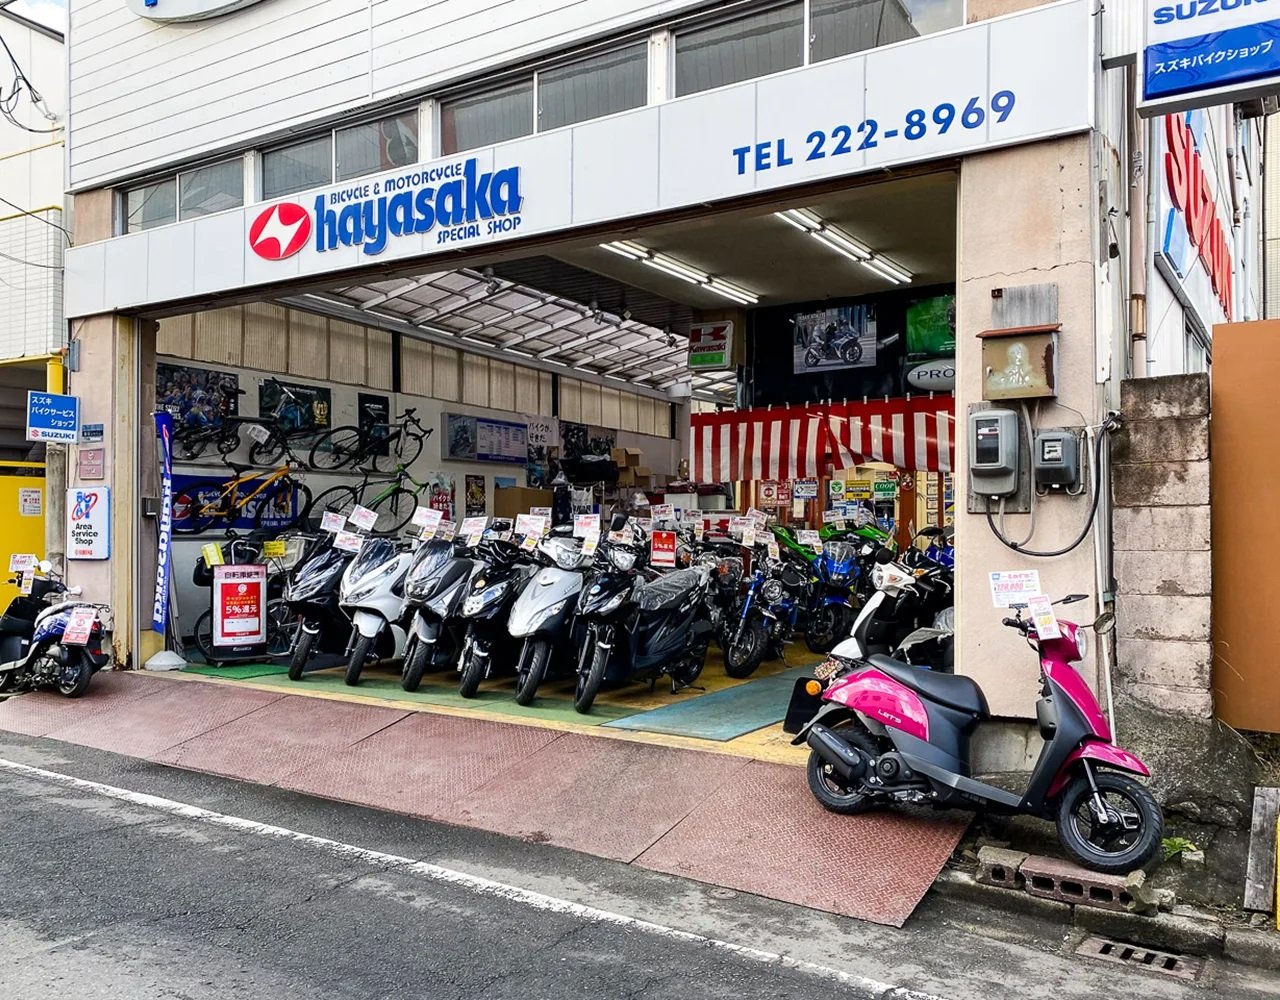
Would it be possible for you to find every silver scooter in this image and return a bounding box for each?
[338,535,414,686]
[506,530,591,705]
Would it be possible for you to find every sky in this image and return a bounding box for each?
[5,0,66,32]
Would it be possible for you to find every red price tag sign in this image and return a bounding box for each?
[650,530,677,569]
[62,607,97,646]
[213,565,267,646]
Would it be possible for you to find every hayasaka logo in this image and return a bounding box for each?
[248,203,311,261]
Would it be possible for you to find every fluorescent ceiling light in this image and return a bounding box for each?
[505,347,535,359]
[460,336,490,346]
[775,209,911,284]
[598,241,759,305]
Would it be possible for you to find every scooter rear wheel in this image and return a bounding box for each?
[806,724,881,815]
[57,653,92,698]
[1055,771,1163,874]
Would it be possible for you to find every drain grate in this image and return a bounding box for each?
[1075,935,1201,981]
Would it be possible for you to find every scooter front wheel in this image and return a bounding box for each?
[574,642,608,714]
[1055,771,1163,874]
[288,627,317,681]
[513,638,551,706]
[458,639,486,698]
[401,635,430,692]
[345,634,374,686]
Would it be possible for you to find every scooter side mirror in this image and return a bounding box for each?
[610,512,628,532]
[916,526,943,538]
[37,560,52,574]
[1092,612,1116,635]
[874,548,895,565]
[1056,593,1089,606]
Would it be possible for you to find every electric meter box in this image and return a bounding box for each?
[968,409,1020,498]
[1033,429,1081,491]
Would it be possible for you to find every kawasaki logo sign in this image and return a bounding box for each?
[248,157,524,261]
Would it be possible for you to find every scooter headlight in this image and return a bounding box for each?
[597,590,629,614]
[1074,626,1088,662]
[760,579,784,604]
[608,547,637,572]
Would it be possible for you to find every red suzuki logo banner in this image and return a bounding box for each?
[1164,114,1234,320]
[248,203,311,261]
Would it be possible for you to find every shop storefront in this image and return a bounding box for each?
[56,0,1230,738]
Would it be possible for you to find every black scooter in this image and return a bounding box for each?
[456,534,537,698]
[399,537,477,692]
[285,533,356,680]
[572,515,716,714]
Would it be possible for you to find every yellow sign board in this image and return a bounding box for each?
[262,540,287,558]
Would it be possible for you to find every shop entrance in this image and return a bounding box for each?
[140,169,958,754]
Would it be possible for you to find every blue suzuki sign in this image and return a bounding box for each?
[26,391,80,443]
[1144,0,1280,109]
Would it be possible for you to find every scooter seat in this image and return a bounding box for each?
[865,654,989,717]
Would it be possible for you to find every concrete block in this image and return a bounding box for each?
[1179,848,1206,869]
[1111,416,1209,465]
[1112,461,1210,508]
[1021,855,1142,911]
[1121,682,1214,719]
[1114,638,1212,690]
[977,846,1029,889]
[930,868,1073,921]
[1112,505,1209,549]
[1224,927,1280,971]
[1121,374,1210,420]
[1114,550,1211,597]
[1116,594,1210,642]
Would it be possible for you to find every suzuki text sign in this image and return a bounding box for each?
[126,0,272,22]
[1142,0,1280,114]
[26,392,79,443]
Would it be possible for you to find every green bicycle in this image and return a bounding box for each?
[306,464,436,534]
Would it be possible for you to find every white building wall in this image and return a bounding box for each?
[68,0,699,189]
[0,9,66,360]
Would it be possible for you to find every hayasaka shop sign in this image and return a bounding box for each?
[1164,113,1235,320]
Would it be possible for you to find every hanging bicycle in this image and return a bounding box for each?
[172,461,312,535]
[308,408,430,473]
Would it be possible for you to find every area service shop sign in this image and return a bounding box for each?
[1143,0,1280,112]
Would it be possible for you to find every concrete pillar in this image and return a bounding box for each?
[954,135,1104,718]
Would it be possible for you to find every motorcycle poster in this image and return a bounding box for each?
[792,304,877,375]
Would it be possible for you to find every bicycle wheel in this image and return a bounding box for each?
[193,610,215,662]
[375,431,424,473]
[309,426,364,471]
[253,478,313,532]
[173,480,227,535]
[265,599,299,657]
[306,485,360,531]
[174,430,209,462]
[370,487,416,534]
[248,430,287,467]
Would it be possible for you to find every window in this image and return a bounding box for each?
[440,80,534,155]
[336,111,420,183]
[262,134,333,200]
[674,3,804,97]
[178,159,243,219]
[125,178,177,233]
[811,0,962,63]
[537,44,647,132]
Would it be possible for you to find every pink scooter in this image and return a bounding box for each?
[788,596,1163,873]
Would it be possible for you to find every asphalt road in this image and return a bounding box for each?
[0,733,1275,1000]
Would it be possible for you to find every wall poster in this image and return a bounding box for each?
[465,474,486,516]
[156,362,239,433]
[358,393,391,457]
[259,379,331,433]
[792,304,877,374]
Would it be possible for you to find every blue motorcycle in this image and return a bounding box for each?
[723,547,811,678]
[801,539,862,653]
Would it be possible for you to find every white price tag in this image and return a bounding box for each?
[822,510,846,525]
[62,607,97,646]
[515,513,548,539]
[8,554,35,572]
[18,569,33,595]
[436,519,456,541]
[581,530,600,556]
[747,507,768,526]
[796,530,821,547]
[333,530,364,553]
[530,506,552,520]
[460,516,487,544]
[246,423,270,444]
[693,521,705,541]
[1026,594,1062,640]
[348,505,378,532]
[989,570,1043,609]
[741,524,757,548]
[412,506,443,530]
[319,510,346,533]
[767,540,780,560]
[573,513,599,538]
[651,503,675,522]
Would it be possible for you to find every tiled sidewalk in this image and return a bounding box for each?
[0,670,969,927]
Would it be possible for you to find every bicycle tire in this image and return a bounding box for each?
[375,430,424,473]
[370,487,416,534]
[215,427,241,456]
[173,480,227,535]
[306,485,360,531]
[174,431,209,462]
[193,610,215,662]
[248,431,287,467]
[253,478,313,532]
[310,426,364,471]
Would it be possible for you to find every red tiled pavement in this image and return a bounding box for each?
[278,710,561,820]
[40,679,284,758]
[449,734,751,862]
[634,759,970,927]
[153,696,411,785]
[0,672,969,926]
[0,670,164,737]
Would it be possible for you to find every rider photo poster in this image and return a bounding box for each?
[792,304,877,375]
[156,362,239,433]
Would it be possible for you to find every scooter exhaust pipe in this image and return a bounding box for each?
[806,724,868,783]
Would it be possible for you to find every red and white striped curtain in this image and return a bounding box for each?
[690,396,955,483]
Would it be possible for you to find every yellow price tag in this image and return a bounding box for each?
[201,542,225,566]
[262,540,287,558]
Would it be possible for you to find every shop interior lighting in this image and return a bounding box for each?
[775,208,913,285]
[600,240,759,305]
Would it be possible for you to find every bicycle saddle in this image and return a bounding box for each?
[224,461,256,475]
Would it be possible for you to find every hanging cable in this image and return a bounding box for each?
[0,247,60,269]
[985,413,1121,558]
[0,194,72,243]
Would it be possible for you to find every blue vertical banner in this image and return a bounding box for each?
[152,412,174,634]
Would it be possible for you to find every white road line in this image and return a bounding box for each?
[0,756,949,1000]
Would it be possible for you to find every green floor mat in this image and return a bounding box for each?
[249,670,640,727]
[183,663,290,680]
[602,667,811,741]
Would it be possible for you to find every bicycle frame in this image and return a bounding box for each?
[197,466,294,517]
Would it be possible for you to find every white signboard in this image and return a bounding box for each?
[64,2,1094,319]
[348,505,378,532]
[8,554,36,572]
[1141,0,1280,115]
[18,488,41,517]
[333,530,364,553]
[319,510,346,533]
[989,569,1043,608]
[67,487,110,560]
[573,513,599,538]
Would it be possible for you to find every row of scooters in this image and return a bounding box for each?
[276,509,957,713]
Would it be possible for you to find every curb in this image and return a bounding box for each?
[929,868,1280,969]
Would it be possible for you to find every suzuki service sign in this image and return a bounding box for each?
[126,0,272,22]
[26,392,79,443]
[1142,0,1280,114]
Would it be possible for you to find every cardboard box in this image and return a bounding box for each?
[634,466,652,478]
[493,486,553,520]
[612,447,642,467]
[616,468,637,487]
